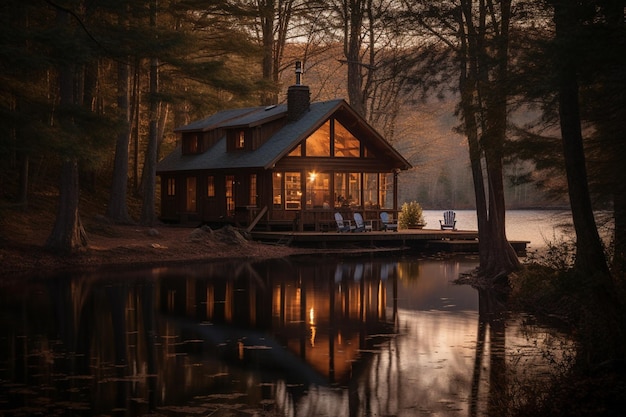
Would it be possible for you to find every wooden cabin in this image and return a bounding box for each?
[156,70,412,231]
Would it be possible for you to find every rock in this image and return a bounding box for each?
[187,227,209,242]
[147,228,161,237]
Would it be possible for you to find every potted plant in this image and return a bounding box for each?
[399,201,426,229]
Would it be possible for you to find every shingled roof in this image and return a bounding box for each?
[157,98,411,173]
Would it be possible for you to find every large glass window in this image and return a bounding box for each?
[285,172,301,209]
[334,120,360,157]
[334,173,347,207]
[380,173,394,209]
[348,172,361,207]
[273,173,282,208]
[363,173,378,208]
[306,172,331,209]
[305,120,330,156]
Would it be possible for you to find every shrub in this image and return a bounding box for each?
[399,201,425,229]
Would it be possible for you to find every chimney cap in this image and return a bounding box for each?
[295,61,303,85]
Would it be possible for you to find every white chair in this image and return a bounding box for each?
[353,213,373,232]
[380,212,398,232]
[334,212,354,232]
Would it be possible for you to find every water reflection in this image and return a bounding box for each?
[0,256,572,416]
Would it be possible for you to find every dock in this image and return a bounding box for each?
[250,228,529,255]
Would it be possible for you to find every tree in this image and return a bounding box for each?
[107,1,133,224]
[405,0,520,280]
[548,0,610,277]
[46,5,89,253]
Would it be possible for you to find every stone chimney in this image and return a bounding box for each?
[287,61,310,121]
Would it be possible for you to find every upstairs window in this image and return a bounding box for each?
[236,130,245,149]
[303,119,361,158]
[305,120,331,156]
[182,134,200,154]
[334,120,360,157]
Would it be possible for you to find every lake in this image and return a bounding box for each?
[0,211,579,417]
[422,209,576,250]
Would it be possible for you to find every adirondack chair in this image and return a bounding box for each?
[353,213,373,232]
[439,210,457,230]
[380,211,398,232]
[335,212,354,232]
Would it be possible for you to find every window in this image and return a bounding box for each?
[236,131,245,149]
[334,120,360,157]
[334,173,347,207]
[167,178,176,196]
[304,119,362,158]
[273,173,282,208]
[225,175,235,215]
[285,172,301,209]
[363,173,378,208]
[348,172,361,207]
[182,133,203,154]
[380,173,393,209]
[334,172,361,207]
[288,144,301,156]
[306,172,330,209]
[207,176,215,197]
[305,120,331,156]
[249,174,257,206]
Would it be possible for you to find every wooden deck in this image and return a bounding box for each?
[250,228,529,254]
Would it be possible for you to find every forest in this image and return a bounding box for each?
[0,0,624,273]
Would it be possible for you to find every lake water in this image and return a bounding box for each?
[0,240,576,416]
[422,209,576,250]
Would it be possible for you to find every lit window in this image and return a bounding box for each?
[285,172,301,209]
[305,120,331,156]
[225,175,235,215]
[288,144,302,156]
[167,178,175,196]
[249,174,257,206]
[334,120,360,157]
[207,176,215,197]
[273,173,282,208]
[237,131,245,149]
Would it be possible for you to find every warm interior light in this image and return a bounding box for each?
[308,171,317,182]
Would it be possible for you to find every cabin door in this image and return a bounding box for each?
[186,176,197,212]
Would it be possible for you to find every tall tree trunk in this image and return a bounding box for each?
[47,159,88,252]
[552,0,610,277]
[107,55,133,223]
[344,0,365,117]
[140,0,159,226]
[603,2,626,279]
[259,0,275,105]
[46,9,87,253]
[458,0,519,280]
[107,1,133,223]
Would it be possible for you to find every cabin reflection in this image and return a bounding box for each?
[157,258,397,384]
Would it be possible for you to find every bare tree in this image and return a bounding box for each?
[404,0,520,280]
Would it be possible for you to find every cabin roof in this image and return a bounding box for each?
[157,98,411,173]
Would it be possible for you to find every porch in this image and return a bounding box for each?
[237,206,399,232]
